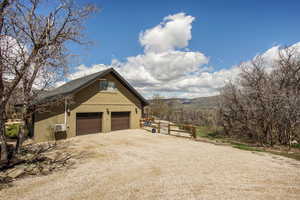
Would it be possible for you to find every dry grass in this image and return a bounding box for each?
[1,129,300,200]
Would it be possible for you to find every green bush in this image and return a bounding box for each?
[292,143,300,149]
[197,126,224,138]
[5,124,20,139]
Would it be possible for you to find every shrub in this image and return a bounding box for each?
[292,143,300,149]
[5,124,20,139]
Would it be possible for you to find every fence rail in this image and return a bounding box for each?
[140,118,196,139]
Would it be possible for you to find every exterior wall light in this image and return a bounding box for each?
[106,108,110,115]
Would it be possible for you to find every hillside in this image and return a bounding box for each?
[149,95,221,110]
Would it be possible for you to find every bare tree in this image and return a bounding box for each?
[0,0,13,164]
[0,0,97,164]
[220,46,300,147]
[147,94,168,119]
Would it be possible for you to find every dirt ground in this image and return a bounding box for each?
[1,129,300,200]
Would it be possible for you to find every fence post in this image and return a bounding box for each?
[140,119,143,128]
[192,126,196,139]
[168,123,170,135]
[158,121,160,133]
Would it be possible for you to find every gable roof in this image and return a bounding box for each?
[37,68,149,105]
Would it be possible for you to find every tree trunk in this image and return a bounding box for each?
[15,103,29,154]
[0,108,8,164]
[15,125,25,154]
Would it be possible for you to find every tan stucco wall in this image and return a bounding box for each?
[34,73,143,142]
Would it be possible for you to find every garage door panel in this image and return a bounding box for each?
[111,112,130,131]
[76,113,102,135]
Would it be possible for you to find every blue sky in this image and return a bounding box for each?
[66,0,300,98]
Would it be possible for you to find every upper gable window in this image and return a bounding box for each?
[99,79,117,91]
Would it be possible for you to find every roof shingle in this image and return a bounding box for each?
[37,68,148,105]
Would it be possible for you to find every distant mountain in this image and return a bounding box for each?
[149,95,221,110]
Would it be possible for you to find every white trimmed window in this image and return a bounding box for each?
[99,79,116,91]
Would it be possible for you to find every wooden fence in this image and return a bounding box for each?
[140,118,196,139]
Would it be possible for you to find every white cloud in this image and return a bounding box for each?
[67,64,109,80]
[239,41,300,74]
[139,13,195,53]
[120,50,208,82]
[64,12,300,99]
[133,65,240,98]
[254,42,300,64]
[1,36,28,81]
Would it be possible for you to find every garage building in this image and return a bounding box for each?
[33,68,148,142]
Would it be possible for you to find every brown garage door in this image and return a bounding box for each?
[76,112,102,136]
[111,112,130,131]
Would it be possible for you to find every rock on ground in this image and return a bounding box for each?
[7,168,25,179]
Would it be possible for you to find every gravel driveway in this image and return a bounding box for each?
[1,129,300,200]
